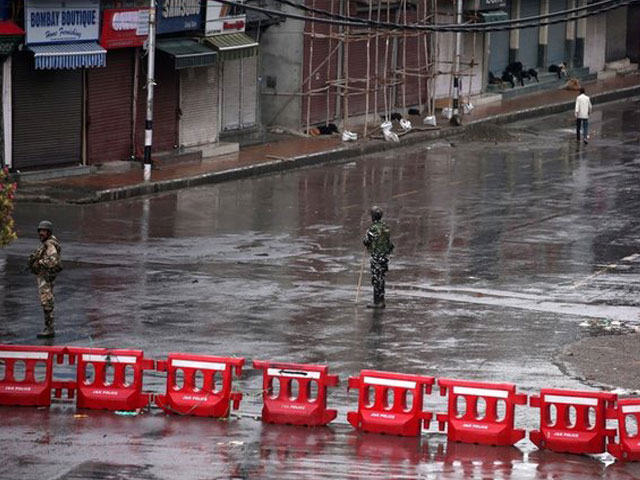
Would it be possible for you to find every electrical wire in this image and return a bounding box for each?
[233,0,639,32]
[448,0,640,32]
[268,0,622,30]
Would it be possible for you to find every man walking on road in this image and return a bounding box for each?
[363,206,394,309]
[575,87,593,144]
[28,221,62,338]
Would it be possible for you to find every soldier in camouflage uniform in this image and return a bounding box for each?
[363,206,394,309]
[28,221,62,338]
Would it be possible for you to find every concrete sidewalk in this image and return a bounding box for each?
[16,74,640,204]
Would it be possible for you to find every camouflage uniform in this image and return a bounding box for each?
[363,219,394,307]
[28,235,62,334]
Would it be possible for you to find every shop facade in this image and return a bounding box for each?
[12,0,106,169]
[205,2,259,140]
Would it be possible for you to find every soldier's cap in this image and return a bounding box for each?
[37,220,53,231]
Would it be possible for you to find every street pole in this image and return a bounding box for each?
[451,0,462,126]
[144,0,157,182]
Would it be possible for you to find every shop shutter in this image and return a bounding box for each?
[87,49,134,165]
[221,58,241,130]
[12,51,82,169]
[489,29,510,75]
[344,32,371,117]
[179,65,218,147]
[135,54,178,156]
[519,0,540,69]
[606,7,628,62]
[301,0,338,126]
[241,56,257,127]
[547,0,567,66]
[396,13,424,110]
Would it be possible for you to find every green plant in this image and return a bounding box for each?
[0,166,17,247]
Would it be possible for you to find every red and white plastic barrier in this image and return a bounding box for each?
[72,347,155,411]
[436,378,527,446]
[0,345,62,407]
[156,353,244,417]
[5,343,640,462]
[529,388,617,455]
[347,370,435,436]
[252,360,339,426]
[607,398,640,461]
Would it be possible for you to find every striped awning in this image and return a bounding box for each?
[29,42,107,70]
[157,39,217,70]
[205,33,258,61]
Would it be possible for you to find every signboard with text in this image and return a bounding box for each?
[100,8,149,49]
[480,0,507,10]
[156,0,202,34]
[205,0,245,35]
[206,14,246,35]
[464,0,508,10]
[25,0,100,44]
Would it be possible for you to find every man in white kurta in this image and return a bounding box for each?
[575,88,593,144]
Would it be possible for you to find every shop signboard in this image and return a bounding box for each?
[480,0,507,9]
[205,0,245,35]
[25,0,100,44]
[101,8,149,49]
[464,0,508,10]
[157,0,202,34]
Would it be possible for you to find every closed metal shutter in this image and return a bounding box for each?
[221,58,241,130]
[87,49,134,165]
[135,54,178,156]
[12,51,82,169]
[301,0,338,126]
[489,30,510,74]
[606,7,628,62]
[547,0,567,66]
[519,0,539,69]
[397,10,423,109]
[241,56,257,127]
[179,65,218,147]
[343,4,386,117]
[345,34,370,117]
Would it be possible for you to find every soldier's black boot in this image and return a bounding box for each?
[367,293,386,309]
[37,310,55,338]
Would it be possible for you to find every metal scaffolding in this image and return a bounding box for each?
[301,0,440,137]
[300,0,479,135]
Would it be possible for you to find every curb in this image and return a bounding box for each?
[20,83,640,204]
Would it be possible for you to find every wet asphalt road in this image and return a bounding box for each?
[1,99,640,479]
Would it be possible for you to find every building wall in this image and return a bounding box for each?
[260,4,305,130]
[584,13,606,73]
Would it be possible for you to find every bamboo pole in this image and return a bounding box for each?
[326,0,335,125]
[344,21,350,130]
[306,0,316,133]
[402,0,407,112]
[364,0,372,137]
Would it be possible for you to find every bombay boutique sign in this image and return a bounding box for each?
[25,0,100,44]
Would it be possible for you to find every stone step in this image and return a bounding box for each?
[13,165,97,183]
[616,64,639,75]
[597,70,617,81]
[500,77,565,100]
[605,58,632,71]
[487,72,558,94]
[469,92,502,106]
